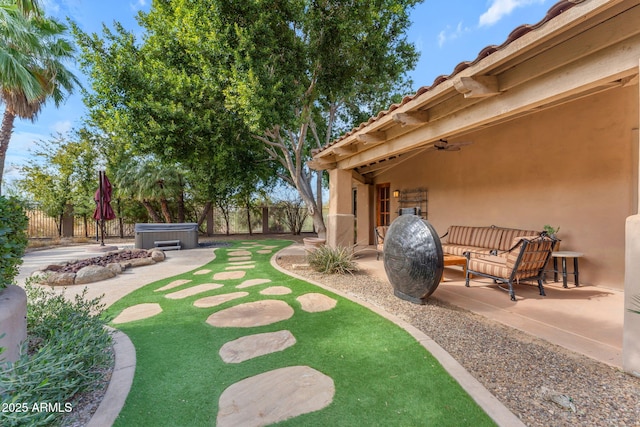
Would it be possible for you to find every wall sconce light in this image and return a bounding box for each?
[393,190,400,198]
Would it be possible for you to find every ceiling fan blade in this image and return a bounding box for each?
[449,140,473,147]
[444,145,461,151]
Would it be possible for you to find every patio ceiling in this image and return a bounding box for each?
[309,0,640,174]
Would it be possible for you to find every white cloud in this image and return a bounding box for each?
[437,21,469,48]
[479,0,546,27]
[52,120,73,134]
[130,0,146,11]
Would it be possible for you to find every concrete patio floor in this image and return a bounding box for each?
[353,246,624,369]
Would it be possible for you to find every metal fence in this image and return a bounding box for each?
[25,206,318,239]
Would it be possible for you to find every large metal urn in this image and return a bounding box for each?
[383,215,444,304]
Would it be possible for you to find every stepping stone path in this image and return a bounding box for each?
[165,283,223,300]
[155,279,192,292]
[112,303,162,324]
[115,241,339,424]
[219,330,296,363]
[193,269,211,275]
[193,292,248,308]
[213,271,246,280]
[237,278,271,289]
[207,300,294,328]
[297,293,338,312]
[260,286,292,295]
[217,366,335,427]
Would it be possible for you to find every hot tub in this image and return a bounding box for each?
[134,223,199,250]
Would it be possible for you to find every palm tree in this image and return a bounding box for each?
[0,0,80,193]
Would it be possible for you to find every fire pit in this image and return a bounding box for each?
[382,215,443,304]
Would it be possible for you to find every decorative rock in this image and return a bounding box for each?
[297,293,337,313]
[260,286,292,295]
[155,279,192,292]
[206,300,294,328]
[219,330,296,363]
[217,366,334,427]
[150,250,165,262]
[112,303,163,324]
[75,265,116,284]
[107,263,123,274]
[236,278,271,289]
[164,283,224,299]
[194,292,249,308]
[29,270,50,284]
[213,271,246,280]
[126,257,156,268]
[46,272,76,286]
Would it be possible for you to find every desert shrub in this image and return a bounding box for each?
[307,245,359,275]
[0,196,29,289]
[0,282,112,427]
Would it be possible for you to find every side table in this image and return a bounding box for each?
[551,251,584,288]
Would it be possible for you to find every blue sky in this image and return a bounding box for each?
[3,0,553,186]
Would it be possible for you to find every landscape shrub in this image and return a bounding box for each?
[0,196,29,289]
[307,245,359,275]
[0,283,112,427]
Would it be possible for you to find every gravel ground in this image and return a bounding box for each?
[276,255,640,427]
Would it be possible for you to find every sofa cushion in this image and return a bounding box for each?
[441,244,493,257]
[447,225,476,245]
[470,227,503,249]
[498,228,540,251]
[468,256,510,278]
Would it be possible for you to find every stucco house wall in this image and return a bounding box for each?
[373,85,638,289]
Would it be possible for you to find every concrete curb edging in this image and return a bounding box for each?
[87,328,136,427]
[271,248,525,427]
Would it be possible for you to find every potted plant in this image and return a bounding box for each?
[543,224,560,239]
[0,196,29,365]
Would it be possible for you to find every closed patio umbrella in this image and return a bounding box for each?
[93,171,116,245]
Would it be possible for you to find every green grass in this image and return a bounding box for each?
[106,240,494,426]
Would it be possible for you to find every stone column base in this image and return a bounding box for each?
[327,214,354,249]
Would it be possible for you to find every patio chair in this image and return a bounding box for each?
[374,226,389,260]
[464,235,557,301]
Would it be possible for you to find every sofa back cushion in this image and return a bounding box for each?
[447,225,476,245]
[498,228,540,251]
[470,227,503,249]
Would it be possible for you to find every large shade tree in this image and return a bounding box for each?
[130,0,419,238]
[0,0,79,192]
[73,13,277,219]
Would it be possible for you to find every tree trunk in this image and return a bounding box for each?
[246,201,252,235]
[160,198,172,223]
[197,201,212,227]
[0,109,17,195]
[142,200,163,222]
[177,191,186,222]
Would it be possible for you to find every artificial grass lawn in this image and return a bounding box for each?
[106,240,495,426]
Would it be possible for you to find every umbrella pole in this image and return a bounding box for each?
[99,170,105,246]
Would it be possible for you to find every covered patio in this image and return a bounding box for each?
[310,0,640,375]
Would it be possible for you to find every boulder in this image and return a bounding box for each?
[150,250,165,262]
[75,265,116,285]
[107,263,123,274]
[29,270,50,284]
[47,272,76,286]
[126,257,156,268]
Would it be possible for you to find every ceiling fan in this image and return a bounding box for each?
[427,139,473,152]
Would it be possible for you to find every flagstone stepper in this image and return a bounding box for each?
[206,300,294,328]
[213,271,246,280]
[164,283,224,299]
[219,330,296,363]
[155,279,192,292]
[193,292,249,308]
[236,278,271,289]
[112,303,163,324]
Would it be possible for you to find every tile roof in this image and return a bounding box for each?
[315,0,582,155]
